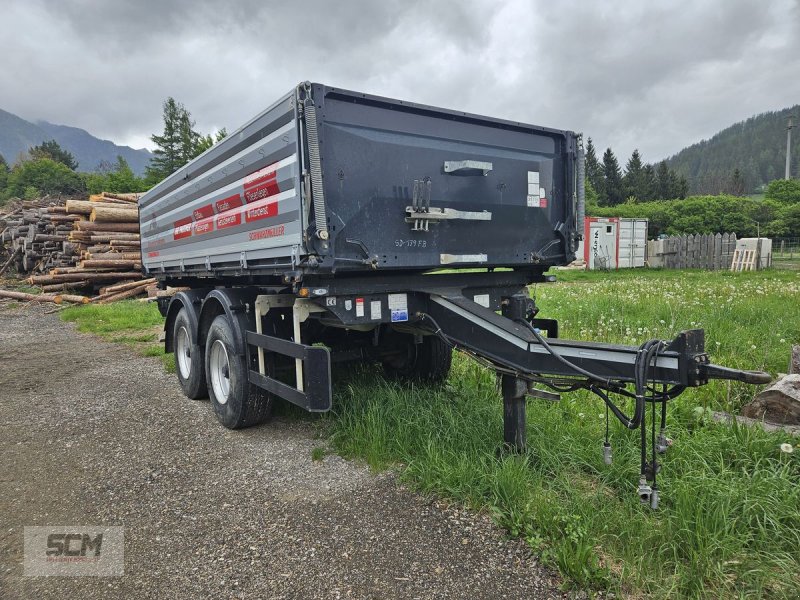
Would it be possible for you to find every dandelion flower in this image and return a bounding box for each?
[751,345,757,350]
[780,339,786,343]
[780,443,794,454]
[578,413,585,418]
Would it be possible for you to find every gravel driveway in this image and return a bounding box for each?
[0,303,562,599]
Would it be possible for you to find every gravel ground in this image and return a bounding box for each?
[0,302,563,599]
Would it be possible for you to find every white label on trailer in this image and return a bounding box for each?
[355,298,364,317]
[370,300,382,320]
[527,195,540,207]
[325,297,336,306]
[440,253,488,264]
[388,293,409,322]
[345,299,352,311]
[527,171,539,184]
[473,294,490,308]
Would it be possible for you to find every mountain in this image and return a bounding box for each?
[666,105,800,195]
[0,108,151,175]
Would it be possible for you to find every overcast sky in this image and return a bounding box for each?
[1,0,799,164]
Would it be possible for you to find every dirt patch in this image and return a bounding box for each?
[0,302,562,599]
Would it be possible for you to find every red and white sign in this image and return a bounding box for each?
[243,163,280,204]
[244,199,278,223]
[193,204,214,220]
[173,217,193,240]
[194,218,214,235]
[216,212,241,230]
[215,193,243,213]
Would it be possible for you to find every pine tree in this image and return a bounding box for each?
[29,140,78,171]
[655,161,671,200]
[641,164,657,201]
[178,108,201,165]
[584,138,603,200]
[601,148,624,206]
[146,98,184,182]
[147,98,224,184]
[623,149,647,201]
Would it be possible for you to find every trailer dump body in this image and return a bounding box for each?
[145,83,769,508]
[139,83,580,278]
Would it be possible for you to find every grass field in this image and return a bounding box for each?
[59,268,800,598]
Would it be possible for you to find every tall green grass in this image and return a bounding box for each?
[329,269,800,597]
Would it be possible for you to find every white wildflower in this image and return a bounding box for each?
[780,443,794,454]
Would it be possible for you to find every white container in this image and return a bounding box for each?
[736,238,772,268]
[618,218,648,268]
[584,217,618,269]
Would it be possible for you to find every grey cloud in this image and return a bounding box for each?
[1,0,798,164]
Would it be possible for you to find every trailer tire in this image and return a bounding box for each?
[173,308,207,399]
[383,334,452,384]
[205,314,273,429]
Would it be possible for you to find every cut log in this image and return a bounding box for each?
[741,375,800,425]
[41,281,90,293]
[102,192,140,202]
[100,278,156,294]
[89,206,139,223]
[88,233,140,242]
[55,294,90,304]
[84,252,141,261]
[155,286,192,298]
[0,290,60,303]
[79,259,139,269]
[65,200,128,215]
[96,285,149,303]
[74,220,140,233]
[28,272,144,285]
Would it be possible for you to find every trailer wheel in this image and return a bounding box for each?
[383,334,452,384]
[205,314,273,429]
[174,308,207,399]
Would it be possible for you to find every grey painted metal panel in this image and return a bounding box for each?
[138,91,303,275]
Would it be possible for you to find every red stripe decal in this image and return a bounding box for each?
[193,204,214,220]
[215,193,243,213]
[244,199,278,223]
[173,216,193,240]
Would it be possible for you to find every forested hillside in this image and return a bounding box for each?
[666,105,800,195]
[0,108,151,175]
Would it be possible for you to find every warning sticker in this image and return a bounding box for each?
[473,294,490,308]
[370,300,382,320]
[355,298,364,317]
[388,293,409,322]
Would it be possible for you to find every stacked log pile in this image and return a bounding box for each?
[0,192,155,303]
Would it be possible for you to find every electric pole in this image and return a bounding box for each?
[787,116,794,180]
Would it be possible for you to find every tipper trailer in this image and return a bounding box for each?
[140,82,769,506]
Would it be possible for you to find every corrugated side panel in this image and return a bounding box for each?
[138,92,303,274]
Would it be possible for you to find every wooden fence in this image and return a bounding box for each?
[650,233,738,270]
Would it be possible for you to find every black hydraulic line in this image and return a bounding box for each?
[520,319,624,391]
